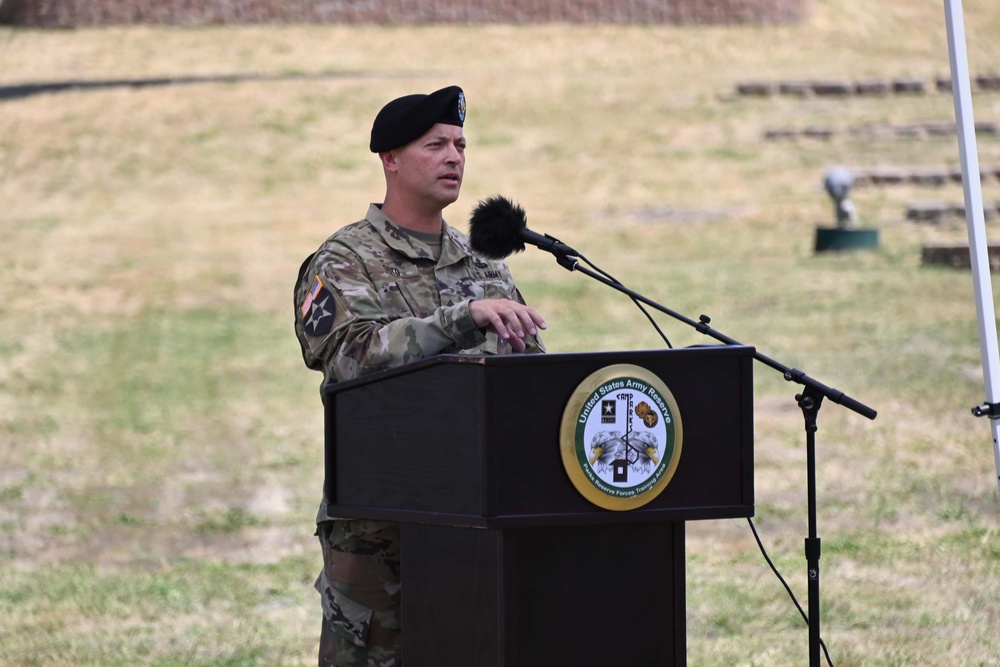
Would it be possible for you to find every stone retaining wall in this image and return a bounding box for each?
[764,121,999,142]
[907,201,1000,224]
[922,243,1000,271]
[2,0,811,27]
[736,75,1000,98]
[848,165,1000,188]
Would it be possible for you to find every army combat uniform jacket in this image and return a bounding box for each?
[294,203,544,656]
[296,203,544,410]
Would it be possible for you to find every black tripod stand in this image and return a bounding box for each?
[546,249,877,666]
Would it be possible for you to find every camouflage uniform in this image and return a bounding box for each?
[294,203,544,666]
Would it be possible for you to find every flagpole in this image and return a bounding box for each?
[942,0,1000,500]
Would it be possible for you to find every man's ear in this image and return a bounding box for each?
[379,150,399,173]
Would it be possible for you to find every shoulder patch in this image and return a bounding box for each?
[302,275,335,337]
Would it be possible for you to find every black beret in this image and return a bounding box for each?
[369,85,466,153]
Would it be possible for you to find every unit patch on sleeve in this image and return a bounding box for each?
[301,274,335,337]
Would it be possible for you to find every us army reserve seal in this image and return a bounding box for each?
[560,364,683,511]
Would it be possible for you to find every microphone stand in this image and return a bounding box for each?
[549,250,876,667]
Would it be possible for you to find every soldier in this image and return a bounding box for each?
[293,85,546,666]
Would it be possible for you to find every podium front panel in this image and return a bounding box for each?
[325,346,754,527]
[328,362,488,516]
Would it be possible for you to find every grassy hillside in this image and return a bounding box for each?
[2,1,1000,664]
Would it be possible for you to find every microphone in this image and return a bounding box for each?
[468,195,579,259]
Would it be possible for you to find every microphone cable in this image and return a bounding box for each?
[570,252,675,349]
[747,517,835,667]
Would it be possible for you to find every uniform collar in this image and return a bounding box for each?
[367,203,473,266]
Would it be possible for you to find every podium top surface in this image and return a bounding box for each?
[323,345,755,396]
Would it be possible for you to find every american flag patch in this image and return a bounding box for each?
[301,275,324,317]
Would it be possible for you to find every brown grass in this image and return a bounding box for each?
[2,1,1000,664]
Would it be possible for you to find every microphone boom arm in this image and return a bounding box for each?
[555,253,876,421]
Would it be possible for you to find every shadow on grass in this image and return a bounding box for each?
[0,71,361,101]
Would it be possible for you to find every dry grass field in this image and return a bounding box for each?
[2,0,1000,664]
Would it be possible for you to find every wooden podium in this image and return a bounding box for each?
[323,346,754,666]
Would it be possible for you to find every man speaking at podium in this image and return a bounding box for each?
[293,85,546,666]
